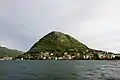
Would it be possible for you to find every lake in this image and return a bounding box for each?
[0,60,120,80]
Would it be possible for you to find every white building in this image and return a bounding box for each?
[55,57,58,60]
[43,57,46,60]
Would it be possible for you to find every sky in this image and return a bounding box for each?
[0,0,120,53]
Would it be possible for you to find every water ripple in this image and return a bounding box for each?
[0,60,120,80]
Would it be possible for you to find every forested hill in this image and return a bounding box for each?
[0,46,23,57]
[26,31,89,55]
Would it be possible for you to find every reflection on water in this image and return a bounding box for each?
[0,60,120,80]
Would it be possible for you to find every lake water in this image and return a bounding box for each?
[0,60,120,80]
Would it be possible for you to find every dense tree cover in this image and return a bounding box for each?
[25,31,89,55]
[0,46,23,57]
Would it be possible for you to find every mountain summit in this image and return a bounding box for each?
[26,31,89,54]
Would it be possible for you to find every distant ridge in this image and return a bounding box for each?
[0,46,23,57]
[26,31,89,55]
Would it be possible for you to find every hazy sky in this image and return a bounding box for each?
[0,0,120,52]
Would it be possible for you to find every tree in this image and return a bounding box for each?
[93,54,99,60]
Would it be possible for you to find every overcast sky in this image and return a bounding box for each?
[0,0,120,52]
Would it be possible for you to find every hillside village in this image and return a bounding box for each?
[14,49,120,60]
[0,49,120,60]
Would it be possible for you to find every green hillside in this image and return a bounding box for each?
[0,46,23,57]
[26,31,89,55]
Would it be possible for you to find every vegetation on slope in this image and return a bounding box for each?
[0,46,23,57]
[26,31,89,55]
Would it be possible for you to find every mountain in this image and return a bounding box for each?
[0,46,23,57]
[26,31,89,55]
